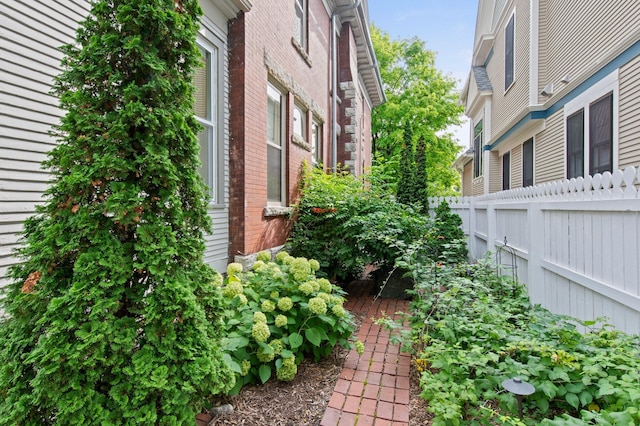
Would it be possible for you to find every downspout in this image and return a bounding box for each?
[331,0,361,173]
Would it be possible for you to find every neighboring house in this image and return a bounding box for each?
[0,0,384,284]
[458,0,640,195]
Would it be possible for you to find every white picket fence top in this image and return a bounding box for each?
[430,166,640,206]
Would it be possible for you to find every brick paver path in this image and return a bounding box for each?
[320,281,411,426]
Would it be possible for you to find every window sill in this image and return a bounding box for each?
[291,37,312,67]
[264,206,294,217]
[292,134,311,152]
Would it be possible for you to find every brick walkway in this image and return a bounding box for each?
[320,281,411,426]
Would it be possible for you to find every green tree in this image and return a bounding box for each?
[414,136,429,212]
[371,25,464,196]
[0,1,233,424]
[396,122,415,205]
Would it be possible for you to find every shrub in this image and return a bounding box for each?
[0,2,233,424]
[288,163,432,280]
[429,200,468,263]
[217,252,357,395]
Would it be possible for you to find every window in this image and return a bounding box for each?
[522,138,534,187]
[267,83,286,205]
[504,14,514,90]
[566,110,584,179]
[293,103,306,140]
[589,93,613,175]
[502,152,510,190]
[311,120,322,166]
[195,40,219,203]
[564,70,617,179]
[473,120,484,178]
[294,0,307,50]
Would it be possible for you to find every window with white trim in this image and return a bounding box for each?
[311,119,322,166]
[294,0,307,50]
[504,13,515,91]
[195,39,220,203]
[293,103,306,141]
[473,120,484,178]
[564,70,617,179]
[267,83,286,205]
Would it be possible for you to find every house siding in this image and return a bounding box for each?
[486,2,531,142]
[539,0,640,105]
[532,109,564,184]
[1,0,234,282]
[462,161,473,196]
[0,0,89,285]
[488,150,502,193]
[619,53,640,168]
[510,143,523,189]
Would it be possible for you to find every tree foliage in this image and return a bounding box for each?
[371,25,464,196]
[0,1,233,424]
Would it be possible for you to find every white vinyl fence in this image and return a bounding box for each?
[430,166,640,336]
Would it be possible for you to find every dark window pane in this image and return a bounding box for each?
[473,120,483,178]
[566,110,584,178]
[505,15,514,90]
[502,152,510,190]
[589,93,613,175]
[522,138,534,187]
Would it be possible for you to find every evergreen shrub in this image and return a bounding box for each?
[0,1,233,424]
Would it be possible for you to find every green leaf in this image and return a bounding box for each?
[305,328,322,347]
[536,396,550,413]
[224,336,250,352]
[578,390,593,406]
[289,332,303,349]
[222,353,242,374]
[259,365,272,384]
[565,392,580,409]
[317,315,336,326]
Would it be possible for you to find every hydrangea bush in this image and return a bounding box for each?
[217,251,358,394]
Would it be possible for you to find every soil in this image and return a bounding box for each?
[206,317,433,426]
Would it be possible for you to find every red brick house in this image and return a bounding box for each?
[227,0,385,264]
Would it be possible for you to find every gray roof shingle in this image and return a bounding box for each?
[473,66,493,92]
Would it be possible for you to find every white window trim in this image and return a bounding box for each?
[564,69,619,178]
[267,82,287,207]
[294,0,308,51]
[504,10,516,93]
[472,116,484,180]
[196,35,224,206]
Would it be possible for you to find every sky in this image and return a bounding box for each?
[368,0,478,148]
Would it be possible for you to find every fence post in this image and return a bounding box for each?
[487,203,497,254]
[527,201,544,306]
[468,197,477,260]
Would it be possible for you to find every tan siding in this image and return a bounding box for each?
[534,110,565,183]
[488,151,502,193]
[462,161,473,196]
[472,176,484,196]
[487,2,531,141]
[619,53,640,168]
[539,0,640,104]
[511,144,523,189]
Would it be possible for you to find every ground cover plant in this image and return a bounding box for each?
[392,254,640,425]
[216,251,361,395]
[0,1,233,424]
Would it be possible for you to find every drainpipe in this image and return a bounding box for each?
[331,0,361,173]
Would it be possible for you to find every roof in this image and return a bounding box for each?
[472,66,493,92]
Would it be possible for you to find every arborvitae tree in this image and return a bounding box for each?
[396,122,415,204]
[432,201,468,263]
[413,137,429,213]
[0,1,233,424]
